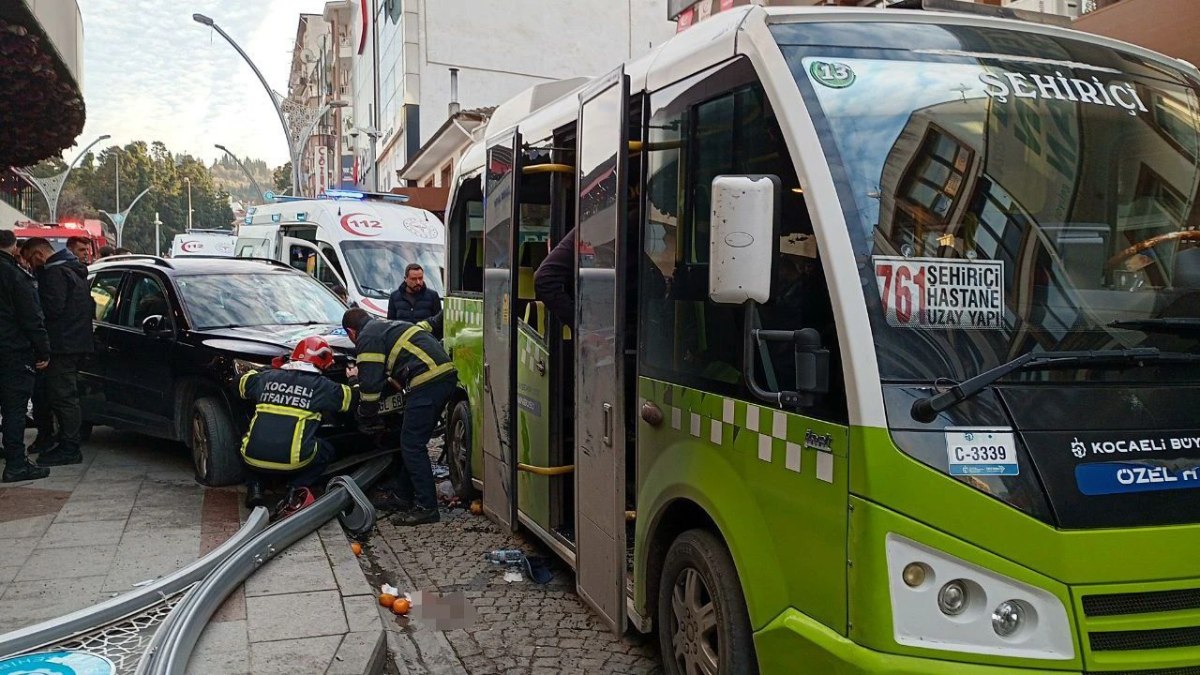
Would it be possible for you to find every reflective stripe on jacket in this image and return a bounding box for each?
[355,317,455,404]
[237,368,354,471]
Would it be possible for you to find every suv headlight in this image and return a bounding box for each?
[885,534,1074,660]
[232,358,263,378]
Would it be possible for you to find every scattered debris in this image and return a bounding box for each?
[504,570,524,583]
[431,464,450,480]
[131,578,156,588]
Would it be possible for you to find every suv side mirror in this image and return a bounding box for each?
[709,175,779,305]
[142,314,172,337]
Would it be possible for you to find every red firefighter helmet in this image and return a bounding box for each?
[290,336,335,370]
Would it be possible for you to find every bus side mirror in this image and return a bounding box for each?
[708,175,779,305]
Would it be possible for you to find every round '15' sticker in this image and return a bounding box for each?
[810,61,856,89]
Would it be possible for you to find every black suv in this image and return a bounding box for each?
[81,255,355,486]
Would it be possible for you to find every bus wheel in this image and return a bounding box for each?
[658,529,758,675]
[445,400,478,500]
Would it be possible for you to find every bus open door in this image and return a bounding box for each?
[573,67,631,634]
[481,131,522,531]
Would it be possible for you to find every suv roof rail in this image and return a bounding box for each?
[886,0,1072,27]
[100,254,175,269]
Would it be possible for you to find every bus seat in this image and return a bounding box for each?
[522,301,547,337]
[518,267,536,300]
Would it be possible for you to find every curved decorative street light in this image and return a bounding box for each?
[215,144,266,204]
[193,13,346,197]
[13,133,111,222]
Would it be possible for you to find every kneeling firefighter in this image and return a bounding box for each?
[342,308,456,526]
[238,336,357,516]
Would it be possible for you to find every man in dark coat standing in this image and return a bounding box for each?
[387,263,442,336]
[20,237,94,467]
[0,230,51,482]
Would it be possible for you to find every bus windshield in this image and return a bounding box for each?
[339,240,445,298]
[776,21,1200,384]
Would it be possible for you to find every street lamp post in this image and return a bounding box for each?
[100,188,150,248]
[184,177,193,230]
[13,134,111,222]
[193,13,346,198]
[154,212,163,257]
[351,127,383,192]
[214,144,266,204]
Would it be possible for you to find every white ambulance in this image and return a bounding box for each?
[235,190,445,316]
[169,230,237,258]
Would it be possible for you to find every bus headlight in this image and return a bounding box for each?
[938,580,969,616]
[991,600,1027,638]
[885,534,1073,660]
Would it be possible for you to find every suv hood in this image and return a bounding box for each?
[198,323,354,357]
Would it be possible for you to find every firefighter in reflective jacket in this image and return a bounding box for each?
[342,308,456,526]
[238,336,356,516]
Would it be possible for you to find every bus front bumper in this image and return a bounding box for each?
[754,609,1074,675]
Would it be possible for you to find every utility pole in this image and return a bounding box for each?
[115,150,121,214]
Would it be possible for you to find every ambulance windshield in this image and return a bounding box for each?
[775,21,1200,384]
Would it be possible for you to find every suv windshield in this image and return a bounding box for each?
[339,241,445,298]
[775,21,1200,384]
[176,272,346,329]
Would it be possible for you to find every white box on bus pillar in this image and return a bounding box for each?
[709,174,780,305]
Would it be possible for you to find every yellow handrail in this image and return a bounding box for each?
[522,163,574,175]
[517,463,575,476]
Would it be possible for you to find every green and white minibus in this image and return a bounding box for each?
[439,5,1200,673]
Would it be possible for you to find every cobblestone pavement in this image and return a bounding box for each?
[363,497,662,675]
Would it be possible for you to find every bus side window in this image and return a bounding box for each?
[640,60,846,421]
[448,173,484,293]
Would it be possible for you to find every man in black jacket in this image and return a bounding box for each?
[343,308,456,526]
[387,264,442,336]
[20,238,95,467]
[0,230,51,482]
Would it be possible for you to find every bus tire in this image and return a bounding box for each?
[191,397,243,487]
[658,528,758,675]
[445,400,478,500]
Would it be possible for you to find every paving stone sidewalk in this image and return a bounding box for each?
[0,427,385,674]
[360,502,662,675]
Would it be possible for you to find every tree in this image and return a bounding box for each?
[272,162,293,195]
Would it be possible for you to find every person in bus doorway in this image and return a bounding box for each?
[0,230,51,482]
[20,237,94,467]
[387,264,442,337]
[342,308,456,526]
[533,229,576,329]
[237,336,358,516]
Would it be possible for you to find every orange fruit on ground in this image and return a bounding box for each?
[391,597,411,615]
[378,593,397,607]
[469,500,483,515]
[351,542,363,556]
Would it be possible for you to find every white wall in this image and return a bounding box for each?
[26,0,84,88]
[370,0,675,190]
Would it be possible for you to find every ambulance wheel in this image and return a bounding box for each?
[445,400,478,500]
[658,529,758,675]
[191,397,243,487]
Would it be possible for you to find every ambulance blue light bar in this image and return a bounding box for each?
[324,189,365,200]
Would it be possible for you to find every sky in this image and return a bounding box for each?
[75,0,331,167]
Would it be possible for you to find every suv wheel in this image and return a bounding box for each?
[191,396,243,486]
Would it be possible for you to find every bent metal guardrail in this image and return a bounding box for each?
[0,507,272,659]
[136,457,388,675]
